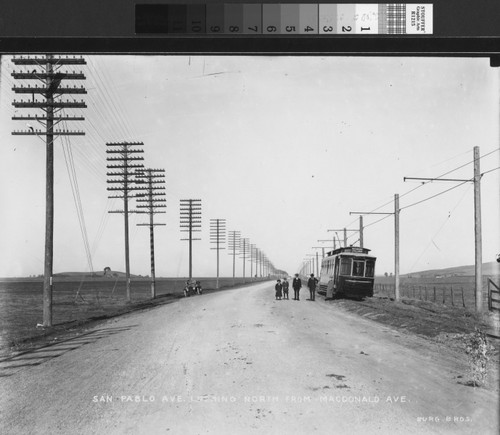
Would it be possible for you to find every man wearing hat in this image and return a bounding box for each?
[292,273,302,300]
[307,273,318,301]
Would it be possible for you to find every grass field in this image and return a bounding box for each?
[0,276,265,355]
[2,274,498,357]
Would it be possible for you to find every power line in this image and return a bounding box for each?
[61,131,94,276]
[400,180,470,211]
[407,183,473,273]
[344,147,500,229]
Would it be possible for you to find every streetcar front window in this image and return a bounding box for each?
[340,258,351,275]
[352,260,365,277]
[365,260,375,278]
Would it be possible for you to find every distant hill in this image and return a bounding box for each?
[54,271,141,279]
[401,262,499,279]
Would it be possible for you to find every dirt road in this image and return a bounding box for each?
[1,282,497,434]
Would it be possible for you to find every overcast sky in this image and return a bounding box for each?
[0,55,498,278]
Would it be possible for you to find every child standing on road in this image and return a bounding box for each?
[282,278,289,300]
[275,279,283,300]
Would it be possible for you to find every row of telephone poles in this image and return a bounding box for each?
[10,54,285,328]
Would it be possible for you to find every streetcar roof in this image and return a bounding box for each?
[323,246,377,260]
[326,247,372,256]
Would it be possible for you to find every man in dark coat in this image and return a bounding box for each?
[292,274,302,301]
[307,274,318,301]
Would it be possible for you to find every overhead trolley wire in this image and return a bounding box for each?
[344,147,500,229]
[407,182,474,273]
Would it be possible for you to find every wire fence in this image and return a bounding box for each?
[374,281,489,310]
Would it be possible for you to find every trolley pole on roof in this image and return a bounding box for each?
[11,55,87,326]
[404,146,483,313]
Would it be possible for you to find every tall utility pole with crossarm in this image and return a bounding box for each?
[404,146,484,312]
[135,168,166,299]
[210,218,226,289]
[228,230,241,284]
[240,237,250,280]
[180,199,202,279]
[11,54,87,327]
[106,141,145,301]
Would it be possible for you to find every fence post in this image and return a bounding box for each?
[489,280,492,310]
[442,287,445,304]
[450,285,454,306]
[488,280,491,311]
[424,286,427,301]
[461,287,465,308]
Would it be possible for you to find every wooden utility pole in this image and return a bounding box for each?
[135,168,166,299]
[250,244,256,279]
[359,216,364,248]
[312,246,326,258]
[317,240,335,253]
[240,238,250,280]
[210,218,226,289]
[228,230,241,283]
[404,146,483,312]
[394,194,400,301]
[107,142,144,301]
[255,247,261,277]
[12,55,86,327]
[180,199,202,280]
[473,147,483,312]
[351,200,399,300]
[306,254,315,276]
[328,228,360,248]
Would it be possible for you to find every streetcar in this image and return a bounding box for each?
[318,247,376,300]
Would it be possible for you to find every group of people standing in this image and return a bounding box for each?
[274,273,318,301]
